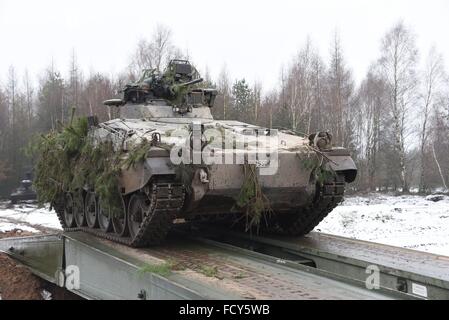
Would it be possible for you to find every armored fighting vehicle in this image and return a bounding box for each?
[10,173,37,204]
[50,60,357,246]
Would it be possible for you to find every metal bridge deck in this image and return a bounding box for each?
[289,232,449,283]
[1,229,448,300]
[196,227,449,299]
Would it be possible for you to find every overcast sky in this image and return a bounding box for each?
[0,0,448,91]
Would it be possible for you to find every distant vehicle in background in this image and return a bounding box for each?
[10,173,37,204]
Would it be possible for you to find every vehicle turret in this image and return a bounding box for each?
[104,60,217,113]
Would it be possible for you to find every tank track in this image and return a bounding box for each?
[264,173,345,236]
[191,173,346,237]
[54,180,185,247]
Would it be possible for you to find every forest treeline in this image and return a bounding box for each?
[0,22,448,196]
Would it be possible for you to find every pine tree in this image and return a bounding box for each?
[231,79,252,122]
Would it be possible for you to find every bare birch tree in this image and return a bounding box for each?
[130,25,182,77]
[23,70,34,128]
[418,47,445,192]
[252,81,262,123]
[285,38,320,133]
[327,32,354,147]
[430,82,449,190]
[357,71,388,190]
[378,22,418,192]
[216,65,231,120]
[68,50,82,114]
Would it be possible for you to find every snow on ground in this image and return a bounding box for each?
[0,222,38,233]
[0,201,61,232]
[317,193,449,257]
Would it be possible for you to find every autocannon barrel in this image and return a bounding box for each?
[177,77,204,87]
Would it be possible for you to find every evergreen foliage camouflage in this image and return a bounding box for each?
[31,116,144,215]
[234,163,272,231]
[30,117,89,204]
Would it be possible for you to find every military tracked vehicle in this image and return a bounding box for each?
[10,173,37,204]
[42,60,356,246]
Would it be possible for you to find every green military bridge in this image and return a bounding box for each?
[0,227,448,300]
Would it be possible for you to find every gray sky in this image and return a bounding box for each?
[1,0,448,91]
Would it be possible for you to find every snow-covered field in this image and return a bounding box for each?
[317,193,449,257]
[0,201,61,233]
[0,194,448,257]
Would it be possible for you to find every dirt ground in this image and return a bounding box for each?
[0,229,36,239]
[0,252,44,300]
[0,229,81,300]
